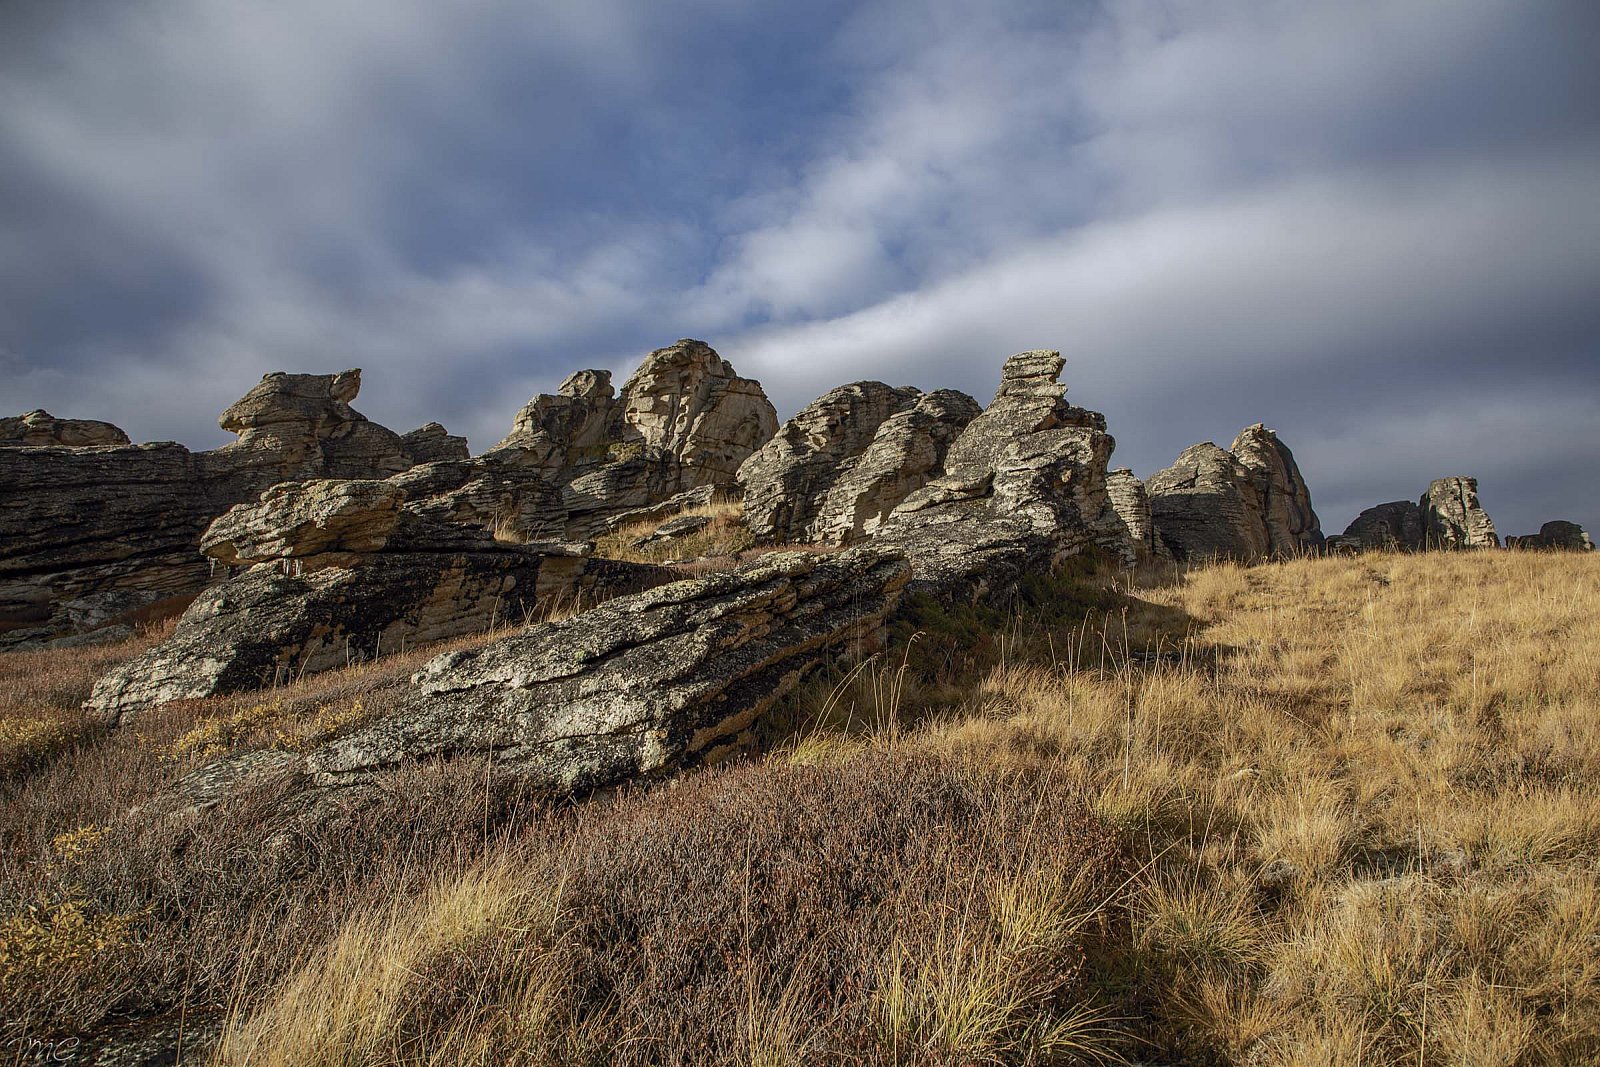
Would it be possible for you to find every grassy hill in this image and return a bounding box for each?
[3,549,1597,1064]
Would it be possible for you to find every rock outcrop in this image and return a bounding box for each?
[738,382,981,545]
[1508,520,1594,552]
[2,370,424,647]
[875,351,1120,598]
[1147,443,1270,562]
[87,497,669,724]
[1337,500,1427,552]
[178,546,909,803]
[400,422,470,464]
[1422,477,1498,550]
[1332,477,1499,552]
[1105,468,1169,566]
[1230,424,1323,553]
[0,409,130,447]
[1146,424,1321,562]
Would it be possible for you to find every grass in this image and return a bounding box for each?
[592,496,754,564]
[0,548,1596,1063]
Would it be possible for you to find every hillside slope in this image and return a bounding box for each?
[2,550,1597,1064]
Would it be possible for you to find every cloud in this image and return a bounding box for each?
[0,0,1595,534]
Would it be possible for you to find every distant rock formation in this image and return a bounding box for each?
[1105,468,1169,566]
[0,409,130,448]
[1507,520,1593,552]
[400,422,470,464]
[170,546,909,807]
[1146,424,1320,562]
[0,370,428,647]
[433,340,778,540]
[1331,476,1499,552]
[87,481,669,724]
[738,382,981,545]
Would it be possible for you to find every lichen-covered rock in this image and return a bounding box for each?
[0,409,130,447]
[86,536,668,725]
[178,546,909,804]
[1340,500,1427,551]
[1422,477,1498,549]
[600,485,720,534]
[737,382,923,543]
[877,351,1118,600]
[1230,423,1323,554]
[1508,520,1595,552]
[1146,443,1270,562]
[400,422,469,464]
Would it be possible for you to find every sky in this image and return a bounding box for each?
[2,0,1596,537]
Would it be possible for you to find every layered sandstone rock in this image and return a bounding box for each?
[1230,424,1323,554]
[400,423,470,464]
[1422,477,1498,549]
[1147,443,1270,562]
[876,351,1120,598]
[1,369,422,647]
[1105,468,1169,566]
[0,409,130,447]
[173,546,909,805]
[1147,424,1321,562]
[87,520,667,725]
[737,381,925,544]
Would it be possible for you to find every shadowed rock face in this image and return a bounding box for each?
[1105,468,1170,566]
[1340,500,1427,551]
[1147,423,1321,562]
[400,423,470,464]
[1147,443,1269,563]
[0,409,130,447]
[737,381,980,545]
[175,546,909,806]
[1508,520,1594,552]
[875,351,1121,599]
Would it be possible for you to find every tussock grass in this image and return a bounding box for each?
[592,496,752,564]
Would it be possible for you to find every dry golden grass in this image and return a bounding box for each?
[3,548,1597,1064]
[592,496,753,564]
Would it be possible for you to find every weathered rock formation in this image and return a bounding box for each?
[176,546,909,803]
[1422,477,1498,549]
[2,343,775,647]
[1,409,130,447]
[875,351,1121,598]
[0,370,425,647]
[1508,520,1595,552]
[1146,424,1321,562]
[87,486,669,724]
[426,340,777,540]
[738,383,982,545]
[1333,477,1499,552]
[1230,424,1323,554]
[400,422,470,464]
[1105,468,1169,566]
[1336,500,1427,552]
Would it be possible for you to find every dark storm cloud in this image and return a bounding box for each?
[0,0,1595,533]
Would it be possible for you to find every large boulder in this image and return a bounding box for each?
[0,409,130,447]
[1508,520,1594,552]
[1422,477,1498,549]
[1339,500,1427,551]
[1146,443,1270,563]
[200,479,410,568]
[876,351,1120,599]
[1105,468,1169,566]
[175,546,909,803]
[1147,423,1322,563]
[1230,423,1323,554]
